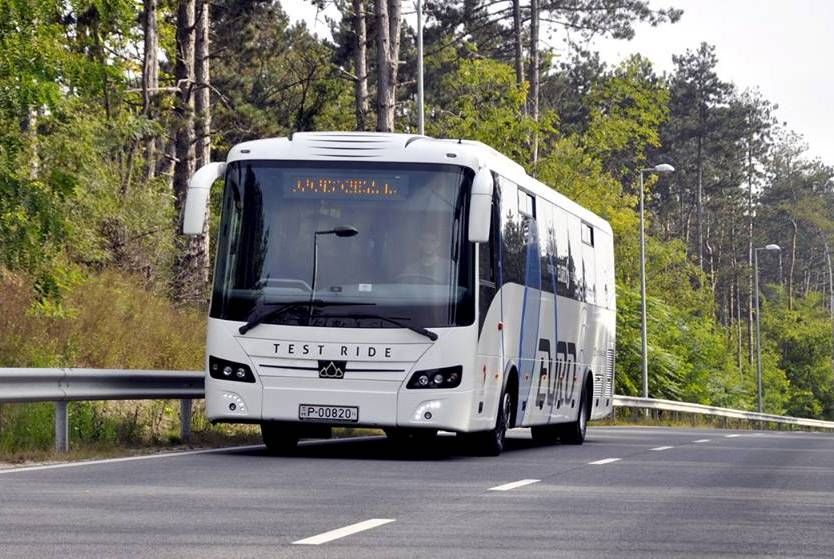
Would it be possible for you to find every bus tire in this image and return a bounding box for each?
[261,421,299,454]
[472,388,512,456]
[558,382,590,445]
[530,424,560,445]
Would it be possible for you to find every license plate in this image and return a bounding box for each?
[298,404,359,423]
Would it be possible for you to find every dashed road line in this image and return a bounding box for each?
[650,446,674,451]
[693,439,711,443]
[488,479,541,491]
[292,519,396,545]
[589,458,621,465]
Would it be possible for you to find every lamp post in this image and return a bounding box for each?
[639,164,674,400]
[754,243,781,413]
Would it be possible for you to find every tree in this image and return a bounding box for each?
[172,0,203,303]
[141,0,160,180]
[375,0,402,131]
[352,0,370,130]
[658,43,734,270]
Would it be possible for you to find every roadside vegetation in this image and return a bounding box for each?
[0,1,832,458]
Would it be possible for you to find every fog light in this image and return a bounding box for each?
[412,400,442,422]
[223,366,233,377]
[229,403,237,411]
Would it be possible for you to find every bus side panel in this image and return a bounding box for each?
[473,284,504,431]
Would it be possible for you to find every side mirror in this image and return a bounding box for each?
[183,162,226,235]
[468,167,493,243]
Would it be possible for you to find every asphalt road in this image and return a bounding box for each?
[1,426,832,558]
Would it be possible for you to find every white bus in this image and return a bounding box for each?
[183,132,615,456]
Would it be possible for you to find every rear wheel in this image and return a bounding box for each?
[472,389,512,456]
[261,421,299,455]
[530,424,560,445]
[559,383,590,445]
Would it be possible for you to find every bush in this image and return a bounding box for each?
[0,269,224,456]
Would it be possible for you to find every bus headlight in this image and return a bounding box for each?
[407,366,462,389]
[209,356,255,383]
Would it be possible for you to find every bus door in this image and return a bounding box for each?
[476,185,503,421]
[514,189,541,426]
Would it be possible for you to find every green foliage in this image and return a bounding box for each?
[427,57,554,167]
[0,270,204,369]
[762,290,834,418]
[1,0,833,446]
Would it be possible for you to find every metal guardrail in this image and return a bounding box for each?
[0,369,204,452]
[1,368,832,453]
[613,395,834,430]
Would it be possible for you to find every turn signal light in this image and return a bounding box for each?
[209,356,255,383]
[407,366,462,389]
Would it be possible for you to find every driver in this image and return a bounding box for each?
[400,230,450,284]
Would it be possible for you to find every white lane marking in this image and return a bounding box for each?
[693,439,711,443]
[488,479,541,491]
[650,446,674,451]
[589,458,621,465]
[293,519,395,545]
[724,434,742,438]
[0,445,264,475]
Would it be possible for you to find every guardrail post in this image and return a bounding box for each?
[180,399,193,443]
[54,401,69,453]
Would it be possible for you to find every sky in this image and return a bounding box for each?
[280,0,833,165]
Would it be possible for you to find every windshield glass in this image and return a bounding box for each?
[210,160,475,329]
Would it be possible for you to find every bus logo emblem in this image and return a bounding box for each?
[319,360,346,379]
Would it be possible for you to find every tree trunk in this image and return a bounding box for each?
[787,217,797,310]
[696,135,704,270]
[512,0,524,87]
[172,0,202,304]
[353,0,369,130]
[529,0,539,164]
[194,0,211,169]
[142,0,159,180]
[375,0,401,132]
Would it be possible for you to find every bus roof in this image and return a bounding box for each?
[226,132,612,235]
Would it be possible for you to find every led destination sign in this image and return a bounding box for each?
[285,174,408,200]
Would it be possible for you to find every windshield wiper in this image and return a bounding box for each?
[238,300,373,335]
[326,313,438,341]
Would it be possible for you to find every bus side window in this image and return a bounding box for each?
[538,201,556,294]
[499,178,525,285]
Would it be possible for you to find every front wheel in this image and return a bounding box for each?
[261,422,299,455]
[471,389,512,456]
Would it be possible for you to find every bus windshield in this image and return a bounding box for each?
[210,160,475,329]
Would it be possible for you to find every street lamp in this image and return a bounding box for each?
[309,226,359,323]
[754,243,781,413]
[639,164,674,399]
